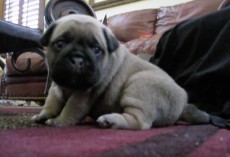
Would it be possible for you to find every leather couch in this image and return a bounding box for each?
[107,0,223,56]
[0,0,225,102]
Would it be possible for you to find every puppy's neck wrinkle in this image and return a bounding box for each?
[91,45,127,99]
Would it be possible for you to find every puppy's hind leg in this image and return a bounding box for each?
[97,107,153,130]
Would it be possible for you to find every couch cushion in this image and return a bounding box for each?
[108,9,158,42]
[155,0,223,34]
[124,33,162,55]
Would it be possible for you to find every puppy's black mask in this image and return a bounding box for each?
[41,23,119,91]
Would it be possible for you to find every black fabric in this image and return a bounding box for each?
[150,7,230,118]
[0,20,42,52]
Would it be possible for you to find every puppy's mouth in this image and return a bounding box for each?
[50,56,99,90]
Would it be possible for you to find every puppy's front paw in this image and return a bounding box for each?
[97,113,127,129]
[45,118,74,127]
[31,112,50,123]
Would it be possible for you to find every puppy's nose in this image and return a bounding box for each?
[68,56,84,68]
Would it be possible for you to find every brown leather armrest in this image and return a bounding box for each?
[5,52,47,77]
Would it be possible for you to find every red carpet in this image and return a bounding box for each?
[0,106,229,157]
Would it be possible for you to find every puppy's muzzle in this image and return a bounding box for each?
[68,55,85,72]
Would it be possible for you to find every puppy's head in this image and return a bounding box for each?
[41,15,119,90]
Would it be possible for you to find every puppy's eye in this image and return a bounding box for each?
[92,46,102,56]
[54,40,66,50]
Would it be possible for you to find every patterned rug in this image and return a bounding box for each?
[0,106,229,157]
[0,107,43,129]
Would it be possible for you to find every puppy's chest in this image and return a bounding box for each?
[89,83,124,118]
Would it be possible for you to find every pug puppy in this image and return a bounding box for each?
[32,14,228,130]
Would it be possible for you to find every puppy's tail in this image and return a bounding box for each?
[180,104,230,129]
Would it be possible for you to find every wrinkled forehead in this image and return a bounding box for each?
[51,18,104,44]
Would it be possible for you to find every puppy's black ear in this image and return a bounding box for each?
[40,23,57,46]
[103,28,119,53]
